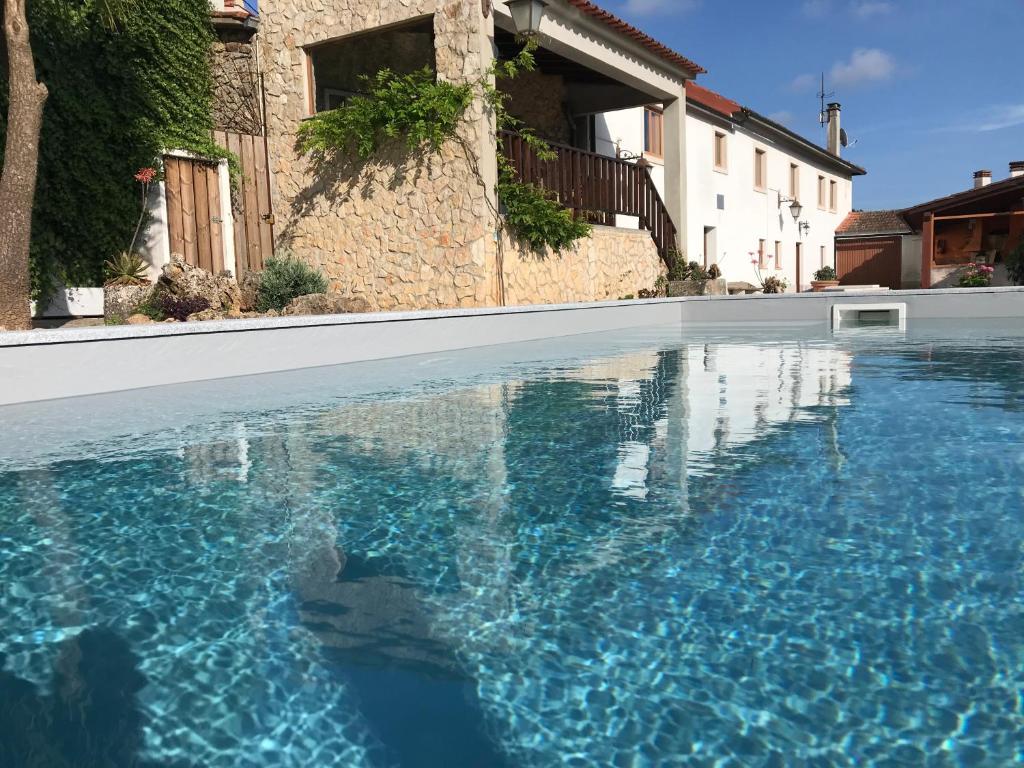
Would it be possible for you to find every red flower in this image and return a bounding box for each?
[134,167,157,184]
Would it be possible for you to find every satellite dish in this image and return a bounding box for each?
[840,128,849,147]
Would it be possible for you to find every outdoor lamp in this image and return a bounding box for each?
[789,199,803,220]
[507,0,546,35]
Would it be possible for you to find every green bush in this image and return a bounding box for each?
[1006,242,1024,285]
[256,257,329,312]
[499,180,592,253]
[668,260,708,282]
[813,265,837,281]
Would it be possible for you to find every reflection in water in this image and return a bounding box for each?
[0,628,181,768]
[1,330,1022,766]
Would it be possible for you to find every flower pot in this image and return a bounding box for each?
[104,282,152,320]
[810,280,840,292]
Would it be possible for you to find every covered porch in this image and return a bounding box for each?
[491,1,699,266]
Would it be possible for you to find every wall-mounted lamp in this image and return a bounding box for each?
[778,192,803,221]
[798,220,811,237]
[507,0,547,35]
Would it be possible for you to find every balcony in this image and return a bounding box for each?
[211,0,259,35]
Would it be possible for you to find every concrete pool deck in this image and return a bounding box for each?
[1,286,1022,405]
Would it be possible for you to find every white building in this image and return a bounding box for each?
[594,83,865,291]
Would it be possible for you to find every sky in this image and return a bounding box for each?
[605,0,1024,211]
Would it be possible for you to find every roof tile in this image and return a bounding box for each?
[837,210,911,236]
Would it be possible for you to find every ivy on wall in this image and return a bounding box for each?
[0,0,229,299]
[297,38,591,254]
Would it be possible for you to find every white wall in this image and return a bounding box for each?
[598,105,855,292]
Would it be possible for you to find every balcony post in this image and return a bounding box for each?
[662,85,687,257]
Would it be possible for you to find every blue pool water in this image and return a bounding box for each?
[1,322,1023,767]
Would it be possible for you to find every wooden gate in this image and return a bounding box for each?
[164,156,227,274]
[835,236,902,289]
[214,130,274,275]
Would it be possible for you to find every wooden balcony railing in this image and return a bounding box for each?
[499,130,678,267]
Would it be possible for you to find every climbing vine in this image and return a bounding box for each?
[0,0,231,299]
[296,38,591,253]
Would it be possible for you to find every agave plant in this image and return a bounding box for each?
[104,251,149,286]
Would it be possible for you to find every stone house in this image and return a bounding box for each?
[208,0,704,311]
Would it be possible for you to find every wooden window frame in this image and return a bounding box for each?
[789,163,799,199]
[754,148,767,192]
[817,175,826,210]
[714,131,728,172]
[775,240,782,270]
[644,107,664,159]
[758,238,767,269]
[829,180,838,213]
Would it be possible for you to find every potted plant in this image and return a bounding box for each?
[811,265,840,292]
[103,252,153,320]
[957,262,994,288]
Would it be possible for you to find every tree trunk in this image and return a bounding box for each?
[0,0,47,331]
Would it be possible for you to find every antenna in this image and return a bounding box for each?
[840,128,849,147]
[817,73,835,128]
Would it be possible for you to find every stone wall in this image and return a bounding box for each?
[252,1,665,311]
[211,33,263,135]
[258,0,498,312]
[497,70,571,145]
[495,226,665,306]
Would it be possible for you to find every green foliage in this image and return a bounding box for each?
[1006,242,1024,285]
[813,265,837,281]
[498,180,592,253]
[707,263,721,280]
[103,251,149,286]
[957,262,994,288]
[135,292,166,321]
[668,260,708,282]
[256,256,329,312]
[0,0,221,300]
[762,275,787,294]
[297,67,474,160]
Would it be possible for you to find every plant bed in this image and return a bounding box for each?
[811,265,839,292]
[667,277,727,297]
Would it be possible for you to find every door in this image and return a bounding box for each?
[164,156,226,274]
[835,236,902,289]
[795,242,802,293]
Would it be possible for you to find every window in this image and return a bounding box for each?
[829,180,838,212]
[789,163,799,198]
[775,240,782,270]
[754,149,767,191]
[758,238,767,269]
[714,132,727,171]
[644,107,664,158]
[820,245,826,268]
[817,175,826,209]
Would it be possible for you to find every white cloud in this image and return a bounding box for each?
[851,1,894,17]
[620,0,699,15]
[789,73,818,92]
[934,104,1024,133]
[768,110,795,126]
[830,48,896,87]
[801,0,832,17]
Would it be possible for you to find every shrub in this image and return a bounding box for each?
[256,256,329,312]
[669,260,709,282]
[707,263,721,280]
[499,180,592,253]
[957,262,994,288]
[157,293,210,321]
[1006,242,1024,285]
[762,275,787,294]
[103,252,149,286]
[813,265,837,281]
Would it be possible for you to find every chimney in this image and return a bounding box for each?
[1010,161,1024,179]
[826,102,841,157]
[973,169,992,189]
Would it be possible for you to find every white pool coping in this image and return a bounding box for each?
[1,286,1022,405]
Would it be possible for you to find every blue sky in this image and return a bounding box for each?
[606,0,1024,210]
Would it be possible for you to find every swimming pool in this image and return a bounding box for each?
[1,321,1022,766]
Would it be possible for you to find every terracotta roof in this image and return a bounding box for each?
[564,1,705,77]
[685,82,741,117]
[837,210,911,236]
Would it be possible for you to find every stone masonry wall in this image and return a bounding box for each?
[495,226,665,306]
[211,33,264,135]
[258,0,497,311]
[497,70,571,145]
